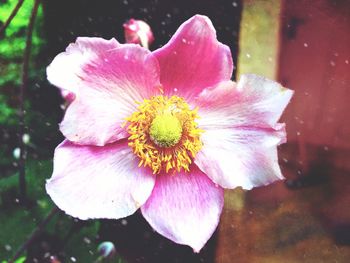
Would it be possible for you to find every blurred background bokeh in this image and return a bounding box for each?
[0,0,349,262]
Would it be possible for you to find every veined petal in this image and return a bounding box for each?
[153,15,233,100]
[195,76,294,189]
[47,37,121,98]
[196,75,294,129]
[141,166,224,252]
[195,125,286,190]
[47,38,160,146]
[46,140,155,220]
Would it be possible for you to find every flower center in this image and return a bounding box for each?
[125,95,203,174]
[149,113,182,147]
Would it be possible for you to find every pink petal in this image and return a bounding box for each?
[47,37,121,99]
[141,166,224,252]
[194,76,294,189]
[46,140,155,220]
[153,15,233,100]
[195,125,286,190]
[48,38,160,146]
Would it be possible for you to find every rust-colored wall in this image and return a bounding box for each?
[278,0,350,150]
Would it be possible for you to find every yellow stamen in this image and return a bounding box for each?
[125,95,203,174]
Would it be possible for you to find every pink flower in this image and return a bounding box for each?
[123,18,154,48]
[46,15,293,252]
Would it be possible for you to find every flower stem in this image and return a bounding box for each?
[8,207,60,263]
[18,0,40,203]
[0,0,25,36]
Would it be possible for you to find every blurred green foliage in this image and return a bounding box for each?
[0,0,44,125]
[0,1,112,261]
[0,0,61,178]
[0,0,43,60]
[0,159,102,261]
[1,256,26,263]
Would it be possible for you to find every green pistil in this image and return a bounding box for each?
[149,113,182,148]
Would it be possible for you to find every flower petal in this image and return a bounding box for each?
[48,39,160,146]
[46,140,155,220]
[196,75,294,128]
[153,15,233,100]
[194,76,294,189]
[141,166,224,252]
[195,126,286,190]
[47,37,121,97]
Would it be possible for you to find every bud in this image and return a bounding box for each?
[61,89,75,103]
[97,241,116,259]
[123,19,154,49]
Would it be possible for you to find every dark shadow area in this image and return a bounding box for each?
[99,212,218,263]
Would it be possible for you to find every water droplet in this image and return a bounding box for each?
[330,61,336,66]
[13,148,20,159]
[5,244,12,251]
[232,2,238,7]
[296,131,301,136]
[246,53,251,58]
[345,60,349,64]
[182,38,187,43]
[83,237,91,244]
[50,255,59,262]
[324,146,329,151]
[22,133,30,144]
[121,219,128,226]
[70,257,76,262]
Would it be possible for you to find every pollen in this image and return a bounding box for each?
[125,95,203,174]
